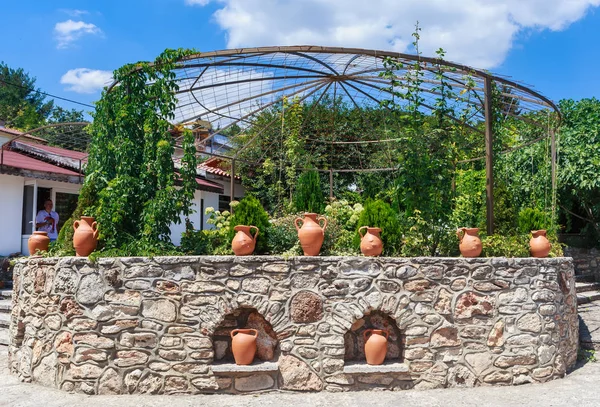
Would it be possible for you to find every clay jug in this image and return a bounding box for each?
[457,227,482,257]
[295,213,327,256]
[232,225,259,256]
[73,216,99,257]
[231,328,258,365]
[359,226,383,257]
[28,231,50,256]
[530,230,551,258]
[364,329,389,365]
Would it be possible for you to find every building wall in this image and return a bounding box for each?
[9,256,578,394]
[0,174,24,256]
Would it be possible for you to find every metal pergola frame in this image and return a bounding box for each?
[107,46,561,235]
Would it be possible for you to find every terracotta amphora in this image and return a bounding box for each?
[530,230,551,258]
[364,329,389,365]
[231,328,258,365]
[232,225,259,256]
[73,216,99,257]
[28,231,50,256]
[295,213,327,256]
[359,226,383,257]
[457,227,482,258]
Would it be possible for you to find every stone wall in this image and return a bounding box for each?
[8,256,578,394]
[564,247,600,281]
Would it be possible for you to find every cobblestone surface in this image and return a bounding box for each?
[0,347,598,407]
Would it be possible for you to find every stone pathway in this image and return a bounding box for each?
[578,301,600,350]
[0,347,598,407]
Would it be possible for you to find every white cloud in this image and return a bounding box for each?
[60,9,89,17]
[192,0,600,68]
[54,19,102,49]
[60,68,113,94]
[185,0,211,5]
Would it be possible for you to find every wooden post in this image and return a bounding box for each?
[484,77,495,235]
[329,169,334,200]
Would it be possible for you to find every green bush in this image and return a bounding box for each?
[518,207,548,234]
[294,170,325,213]
[267,214,301,256]
[481,234,529,257]
[229,196,271,254]
[354,199,401,256]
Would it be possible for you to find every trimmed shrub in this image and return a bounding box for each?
[354,199,401,256]
[294,170,325,213]
[229,196,270,253]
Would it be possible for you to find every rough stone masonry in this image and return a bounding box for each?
[8,256,578,394]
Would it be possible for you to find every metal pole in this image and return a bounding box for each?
[329,168,333,200]
[484,77,495,235]
[230,159,236,205]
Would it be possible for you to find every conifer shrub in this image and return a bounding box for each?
[353,199,401,256]
[294,170,325,214]
[229,196,270,253]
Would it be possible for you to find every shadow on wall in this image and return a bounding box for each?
[344,311,403,362]
[212,307,279,363]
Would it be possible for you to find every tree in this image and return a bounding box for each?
[55,48,199,255]
[557,98,600,245]
[0,62,54,130]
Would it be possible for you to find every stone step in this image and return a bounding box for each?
[0,290,12,300]
[577,291,600,305]
[0,300,11,313]
[0,312,9,329]
[576,282,600,293]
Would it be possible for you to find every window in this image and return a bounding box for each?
[54,192,79,231]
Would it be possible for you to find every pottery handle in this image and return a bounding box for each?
[358,225,367,239]
[318,216,328,232]
[230,329,239,339]
[92,221,99,239]
[363,329,372,342]
[250,226,259,241]
[249,329,258,338]
[73,220,80,230]
[294,217,303,231]
[456,228,466,243]
[382,329,389,340]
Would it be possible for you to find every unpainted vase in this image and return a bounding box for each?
[231,328,258,365]
[359,226,383,257]
[28,231,50,256]
[530,230,551,258]
[73,216,99,257]
[364,329,389,365]
[232,225,259,256]
[295,213,327,256]
[457,227,482,258]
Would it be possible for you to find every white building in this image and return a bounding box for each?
[0,126,243,255]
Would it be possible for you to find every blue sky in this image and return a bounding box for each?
[1,0,599,116]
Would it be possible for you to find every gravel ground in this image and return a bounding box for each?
[0,347,597,407]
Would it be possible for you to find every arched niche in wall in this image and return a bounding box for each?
[212,307,279,363]
[344,310,403,363]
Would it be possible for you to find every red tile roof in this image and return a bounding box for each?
[195,177,224,193]
[0,127,48,143]
[1,150,80,176]
[15,140,88,161]
[198,157,240,179]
